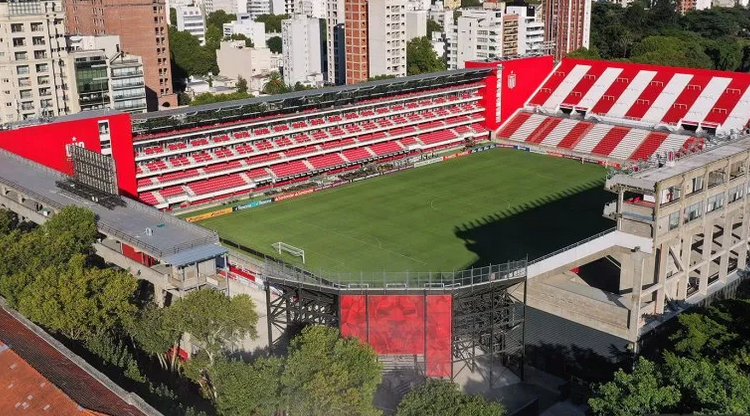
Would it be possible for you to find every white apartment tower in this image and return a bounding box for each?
[0,0,68,123]
[176,5,207,45]
[223,14,266,42]
[281,14,324,86]
[367,0,407,78]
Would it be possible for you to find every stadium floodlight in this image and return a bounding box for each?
[272,242,306,264]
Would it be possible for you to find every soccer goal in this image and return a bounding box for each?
[272,242,306,264]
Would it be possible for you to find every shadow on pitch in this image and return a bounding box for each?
[454,180,613,269]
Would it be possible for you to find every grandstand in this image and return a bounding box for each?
[497,59,750,166]
[130,70,493,210]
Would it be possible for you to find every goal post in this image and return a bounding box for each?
[272,242,306,264]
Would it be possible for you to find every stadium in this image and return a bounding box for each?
[2,54,750,384]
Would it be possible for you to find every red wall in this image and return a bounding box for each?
[0,113,137,197]
[340,294,453,378]
[467,56,555,130]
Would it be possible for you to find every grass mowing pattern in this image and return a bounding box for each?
[198,149,613,274]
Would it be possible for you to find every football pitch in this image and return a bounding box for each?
[198,149,613,274]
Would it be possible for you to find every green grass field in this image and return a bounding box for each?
[198,149,613,274]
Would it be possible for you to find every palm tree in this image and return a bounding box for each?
[262,71,288,95]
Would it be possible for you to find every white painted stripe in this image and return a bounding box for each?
[576,67,624,109]
[573,124,614,153]
[683,77,733,123]
[606,70,658,118]
[509,114,546,142]
[610,129,649,160]
[655,133,690,155]
[540,118,578,147]
[642,73,694,122]
[542,65,592,109]
[721,85,750,133]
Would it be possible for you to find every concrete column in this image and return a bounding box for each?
[628,249,649,342]
[153,286,166,307]
[617,190,625,230]
[719,215,732,283]
[739,215,748,270]
[699,224,712,295]
[655,243,669,314]
[677,235,692,300]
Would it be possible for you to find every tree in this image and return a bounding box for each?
[169,26,216,77]
[426,19,442,39]
[589,357,681,416]
[664,353,750,415]
[266,36,282,53]
[396,379,506,416]
[211,356,284,416]
[17,254,138,340]
[262,71,289,95]
[169,7,177,27]
[460,0,481,7]
[227,33,253,48]
[190,91,253,106]
[567,47,602,60]
[127,303,183,371]
[281,326,382,416]
[167,289,258,366]
[630,36,713,69]
[255,14,289,33]
[236,75,248,93]
[406,36,446,76]
[0,209,18,235]
[206,10,236,31]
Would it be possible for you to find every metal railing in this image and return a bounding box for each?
[260,256,527,290]
[528,227,616,265]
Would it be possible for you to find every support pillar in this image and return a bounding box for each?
[628,249,648,342]
[654,243,668,314]
[719,216,732,283]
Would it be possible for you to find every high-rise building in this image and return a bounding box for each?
[542,0,591,61]
[325,0,345,84]
[444,5,545,69]
[281,15,325,86]
[405,10,427,40]
[63,0,178,110]
[0,0,68,123]
[246,0,272,18]
[65,35,148,114]
[344,0,369,83]
[204,0,247,14]
[176,5,206,45]
[217,40,275,83]
[367,0,406,79]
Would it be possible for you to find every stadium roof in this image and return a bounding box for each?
[132,68,493,122]
[0,305,161,416]
[629,136,750,186]
[0,149,220,261]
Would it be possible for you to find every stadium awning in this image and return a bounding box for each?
[163,244,228,267]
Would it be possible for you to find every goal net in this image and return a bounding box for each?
[272,242,306,264]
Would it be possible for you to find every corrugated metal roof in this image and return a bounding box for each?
[163,244,228,267]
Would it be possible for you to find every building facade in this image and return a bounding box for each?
[405,10,427,41]
[176,5,206,45]
[217,40,276,84]
[0,0,68,123]
[223,14,266,43]
[367,0,407,79]
[543,0,591,61]
[281,15,325,86]
[677,0,711,14]
[326,0,345,84]
[63,0,178,110]
[65,35,147,114]
[344,0,369,83]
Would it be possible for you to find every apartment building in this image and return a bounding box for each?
[677,0,711,14]
[0,0,68,123]
[368,0,406,79]
[281,14,325,86]
[204,0,247,14]
[65,35,147,114]
[176,5,206,45]
[223,14,266,42]
[63,0,177,110]
[344,0,368,83]
[326,0,345,84]
[444,5,545,70]
[543,0,591,61]
[247,0,272,19]
[405,10,426,40]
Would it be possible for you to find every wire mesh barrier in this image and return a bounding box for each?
[220,238,527,290]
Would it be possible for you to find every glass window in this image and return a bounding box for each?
[30,22,44,32]
[707,193,724,213]
[35,63,48,72]
[16,65,29,75]
[12,38,25,47]
[11,24,23,33]
[684,201,703,223]
[14,51,27,61]
[669,211,679,230]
